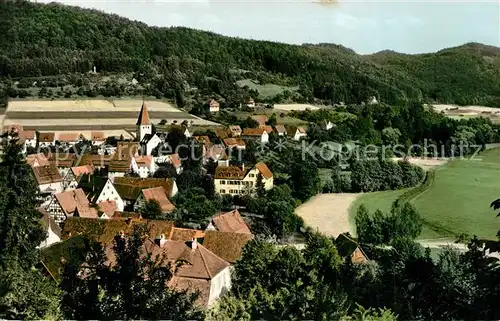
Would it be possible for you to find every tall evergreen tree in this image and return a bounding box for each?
[0,132,45,268]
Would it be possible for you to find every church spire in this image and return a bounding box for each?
[136,101,151,126]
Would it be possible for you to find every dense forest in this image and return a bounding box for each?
[1,1,500,107]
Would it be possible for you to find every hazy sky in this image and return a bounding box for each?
[40,0,500,54]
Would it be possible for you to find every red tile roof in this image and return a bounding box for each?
[259,125,273,134]
[209,99,219,108]
[32,165,63,185]
[71,165,94,178]
[242,128,266,136]
[97,200,117,216]
[136,101,151,125]
[212,209,251,234]
[134,155,153,168]
[26,153,50,167]
[54,188,97,218]
[91,132,105,141]
[169,227,205,241]
[214,165,247,180]
[274,125,287,134]
[142,187,175,212]
[202,230,253,264]
[58,132,80,142]
[255,162,273,179]
[142,239,229,279]
[223,138,246,148]
[38,132,55,143]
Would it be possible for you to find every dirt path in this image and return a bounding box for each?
[295,193,360,237]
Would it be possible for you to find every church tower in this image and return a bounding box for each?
[136,101,152,141]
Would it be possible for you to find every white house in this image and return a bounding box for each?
[246,98,255,108]
[209,99,220,113]
[32,165,64,203]
[132,156,158,178]
[287,126,307,141]
[324,121,335,130]
[38,208,61,249]
[19,130,37,152]
[274,125,287,136]
[241,128,269,144]
[91,132,106,146]
[143,237,231,307]
[229,125,242,137]
[108,159,132,182]
[214,162,273,196]
[38,132,56,148]
[140,133,162,156]
[78,175,125,212]
[57,132,80,148]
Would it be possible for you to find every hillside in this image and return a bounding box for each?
[1,1,500,107]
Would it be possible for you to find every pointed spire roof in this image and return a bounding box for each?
[136,101,151,126]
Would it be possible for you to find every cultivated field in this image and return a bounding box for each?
[392,157,449,171]
[3,99,219,130]
[295,193,359,237]
[236,79,298,99]
[274,104,320,111]
[431,104,500,122]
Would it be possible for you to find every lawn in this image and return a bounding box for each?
[236,79,298,99]
[412,149,500,240]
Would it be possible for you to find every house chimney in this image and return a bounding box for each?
[241,163,245,172]
[159,233,167,248]
[191,237,198,250]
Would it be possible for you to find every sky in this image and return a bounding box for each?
[40,0,500,54]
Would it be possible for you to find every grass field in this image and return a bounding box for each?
[233,110,306,126]
[236,79,298,98]
[412,149,500,240]
[349,149,500,240]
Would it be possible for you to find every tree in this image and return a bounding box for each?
[289,155,321,202]
[153,163,177,178]
[381,127,401,146]
[139,199,163,219]
[255,173,266,197]
[0,262,62,320]
[0,132,46,268]
[59,226,203,320]
[266,114,277,126]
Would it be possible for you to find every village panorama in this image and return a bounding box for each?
[2,1,500,320]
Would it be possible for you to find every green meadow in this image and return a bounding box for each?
[349,149,500,240]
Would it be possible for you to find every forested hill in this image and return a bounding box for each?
[2,1,500,106]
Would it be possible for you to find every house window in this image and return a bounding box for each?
[249,174,255,177]
[220,189,226,194]
[220,180,226,185]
